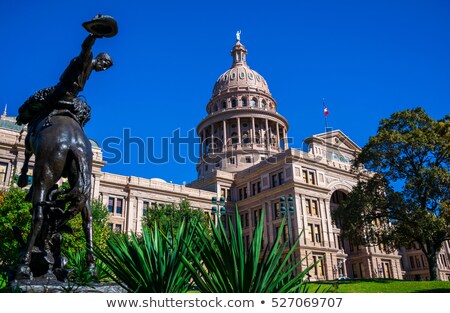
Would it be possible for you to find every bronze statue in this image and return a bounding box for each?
[14,14,118,281]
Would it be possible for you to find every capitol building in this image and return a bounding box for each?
[1,36,449,281]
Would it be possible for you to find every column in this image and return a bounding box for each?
[283,127,289,149]
[237,117,241,145]
[265,119,270,148]
[276,122,280,150]
[222,119,227,149]
[251,117,256,144]
[211,124,215,151]
[201,128,206,154]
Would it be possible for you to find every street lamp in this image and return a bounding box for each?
[211,196,226,227]
[280,194,296,272]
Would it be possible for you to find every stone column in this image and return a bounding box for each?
[251,117,256,144]
[237,117,241,145]
[202,128,206,155]
[283,127,289,149]
[211,123,215,151]
[222,119,227,149]
[265,119,270,148]
[276,122,280,150]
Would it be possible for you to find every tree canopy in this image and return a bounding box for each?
[333,107,450,280]
[141,199,210,236]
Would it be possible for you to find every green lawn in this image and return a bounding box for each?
[309,279,450,293]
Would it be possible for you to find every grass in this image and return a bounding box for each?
[309,278,450,293]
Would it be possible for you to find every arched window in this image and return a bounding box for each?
[222,101,227,109]
[242,98,247,107]
[251,98,257,108]
[232,99,237,108]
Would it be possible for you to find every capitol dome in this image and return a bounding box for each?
[212,39,271,97]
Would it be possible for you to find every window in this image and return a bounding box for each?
[222,101,227,109]
[251,99,257,107]
[116,199,123,214]
[409,255,416,269]
[305,199,312,215]
[143,201,149,216]
[273,202,281,219]
[239,188,243,201]
[278,172,284,185]
[245,156,252,163]
[115,224,122,232]
[229,157,236,164]
[337,235,343,249]
[242,98,247,107]
[302,170,308,183]
[108,197,115,213]
[243,187,248,199]
[311,200,319,216]
[231,99,237,108]
[271,174,277,188]
[313,255,325,276]
[108,197,124,215]
[308,224,322,244]
[0,162,7,183]
[314,225,321,243]
[308,224,314,242]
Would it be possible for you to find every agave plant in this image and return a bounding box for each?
[183,210,315,293]
[93,219,198,292]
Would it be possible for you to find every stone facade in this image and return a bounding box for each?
[1,36,449,281]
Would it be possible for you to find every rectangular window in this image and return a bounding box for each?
[337,235,343,249]
[312,200,319,216]
[271,174,277,187]
[245,156,252,163]
[0,162,7,183]
[243,187,248,199]
[309,171,316,185]
[273,202,280,219]
[239,188,243,201]
[252,183,257,196]
[278,172,284,185]
[108,197,115,213]
[244,213,249,228]
[229,157,235,164]
[409,256,415,269]
[302,170,308,183]
[308,223,314,242]
[257,182,261,193]
[116,199,123,215]
[143,201,149,216]
[115,224,122,232]
[314,225,321,243]
[305,199,312,215]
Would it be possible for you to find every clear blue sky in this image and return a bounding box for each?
[1,0,449,184]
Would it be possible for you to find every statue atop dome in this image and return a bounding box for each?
[236,30,241,41]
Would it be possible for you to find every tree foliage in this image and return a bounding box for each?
[62,198,112,255]
[141,199,209,236]
[333,107,450,280]
[0,186,32,264]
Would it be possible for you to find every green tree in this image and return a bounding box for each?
[62,198,111,255]
[142,199,209,236]
[0,186,32,264]
[333,107,450,280]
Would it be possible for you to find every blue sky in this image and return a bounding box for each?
[1,0,449,184]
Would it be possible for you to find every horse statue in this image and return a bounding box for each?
[14,15,118,281]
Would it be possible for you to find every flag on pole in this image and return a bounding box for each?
[323,103,329,117]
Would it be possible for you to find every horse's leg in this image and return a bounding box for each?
[81,198,95,273]
[17,183,46,279]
